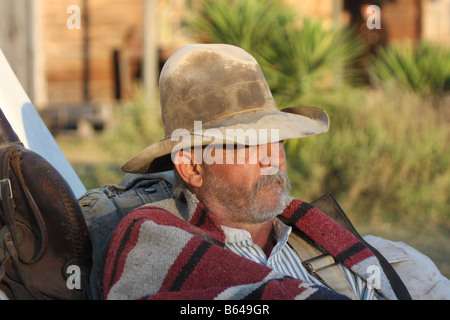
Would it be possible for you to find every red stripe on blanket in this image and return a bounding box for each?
[260,278,310,300]
[142,287,228,300]
[137,206,226,244]
[296,207,360,256]
[281,199,373,267]
[190,203,226,241]
[103,214,148,295]
[343,247,374,269]
[160,235,274,293]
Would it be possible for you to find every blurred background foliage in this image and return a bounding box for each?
[186,0,450,232]
[370,41,450,102]
[56,0,450,275]
[187,0,368,105]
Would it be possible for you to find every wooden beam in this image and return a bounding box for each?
[142,0,159,97]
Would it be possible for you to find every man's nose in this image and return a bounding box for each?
[259,142,286,171]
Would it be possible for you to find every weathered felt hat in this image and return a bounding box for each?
[121,43,329,173]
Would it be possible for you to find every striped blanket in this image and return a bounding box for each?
[103,191,396,300]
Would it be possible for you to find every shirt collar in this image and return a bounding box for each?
[221,218,292,246]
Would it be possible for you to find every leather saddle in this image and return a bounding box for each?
[0,109,92,299]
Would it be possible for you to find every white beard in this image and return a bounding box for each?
[200,168,291,224]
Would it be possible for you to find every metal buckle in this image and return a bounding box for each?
[0,178,13,200]
[302,254,338,281]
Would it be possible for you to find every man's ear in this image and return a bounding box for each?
[173,151,203,188]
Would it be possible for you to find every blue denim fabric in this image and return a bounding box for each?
[78,171,174,299]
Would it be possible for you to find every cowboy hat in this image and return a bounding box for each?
[121,43,329,173]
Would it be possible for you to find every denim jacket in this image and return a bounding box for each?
[78,171,174,299]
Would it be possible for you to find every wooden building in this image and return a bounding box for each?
[0,0,448,118]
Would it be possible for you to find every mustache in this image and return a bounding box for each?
[200,164,291,199]
[252,169,291,194]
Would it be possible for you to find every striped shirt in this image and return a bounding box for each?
[221,219,382,300]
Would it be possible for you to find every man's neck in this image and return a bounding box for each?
[205,202,275,256]
[189,187,276,255]
[240,220,275,256]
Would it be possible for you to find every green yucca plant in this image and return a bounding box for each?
[187,0,367,106]
[260,18,367,106]
[187,0,294,54]
[370,42,450,101]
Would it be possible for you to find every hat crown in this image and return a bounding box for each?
[159,44,277,137]
[120,43,329,174]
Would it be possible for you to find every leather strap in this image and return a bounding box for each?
[0,146,51,299]
[310,193,412,300]
[287,229,359,300]
[281,194,412,300]
[0,109,92,300]
[1,146,48,264]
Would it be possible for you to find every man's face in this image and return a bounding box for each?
[198,142,291,224]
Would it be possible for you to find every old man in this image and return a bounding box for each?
[80,44,449,300]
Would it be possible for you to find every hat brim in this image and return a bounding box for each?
[120,106,329,173]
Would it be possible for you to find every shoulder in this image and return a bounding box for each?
[111,201,181,240]
[364,235,450,300]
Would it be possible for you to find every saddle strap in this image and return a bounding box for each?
[1,146,48,264]
[0,231,50,299]
[287,230,360,300]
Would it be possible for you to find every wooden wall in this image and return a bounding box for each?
[382,0,422,44]
[3,0,440,111]
[42,0,144,106]
[0,0,45,107]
